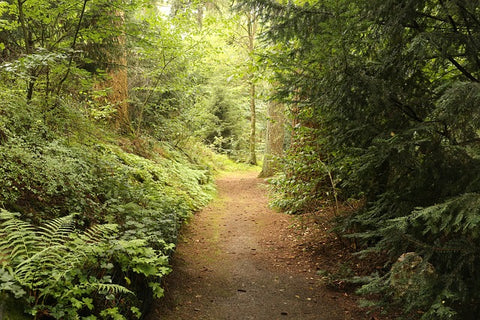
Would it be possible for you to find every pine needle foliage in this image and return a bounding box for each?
[244,0,480,317]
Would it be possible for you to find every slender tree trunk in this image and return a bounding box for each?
[26,77,35,101]
[17,0,30,54]
[56,0,88,97]
[259,99,285,177]
[17,0,35,101]
[249,82,257,165]
[247,11,257,165]
[197,5,203,29]
[112,11,129,132]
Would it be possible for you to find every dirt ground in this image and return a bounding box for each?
[146,171,378,320]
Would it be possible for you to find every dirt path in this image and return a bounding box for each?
[147,171,367,320]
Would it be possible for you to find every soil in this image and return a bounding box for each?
[146,171,384,320]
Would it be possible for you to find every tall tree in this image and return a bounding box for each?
[246,9,258,165]
[99,10,130,132]
[259,97,284,177]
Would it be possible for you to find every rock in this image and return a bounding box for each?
[389,252,436,299]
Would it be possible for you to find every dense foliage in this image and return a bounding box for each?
[242,0,480,318]
[127,1,265,161]
[0,0,263,318]
[0,90,214,318]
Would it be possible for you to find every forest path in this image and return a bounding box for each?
[147,171,364,320]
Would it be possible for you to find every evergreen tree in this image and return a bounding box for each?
[242,0,480,317]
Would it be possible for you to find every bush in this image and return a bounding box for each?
[270,125,337,214]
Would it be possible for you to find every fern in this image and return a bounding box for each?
[92,283,133,295]
[15,245,81,284]
[37,214,76,247]
[1,213,78,286]
[0,211,136,317]
[361,193,480,318]
[79,223,118,243]
[0,210,37,263]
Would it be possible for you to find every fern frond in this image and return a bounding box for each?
[38,215,76,247]
[14,245,72,283]
[0,239,36,261]
[0,211,134,310]
[0,211,37,261]
[79,223,118,243]
[91,283,133,295]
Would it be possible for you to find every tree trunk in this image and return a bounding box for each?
[259,99,285,177]
[249,82,257,165]
[111,11,129,132]
[197,5,203,29]
[17,0,35,101]
[247,11,257,165]
[94,10,130,133]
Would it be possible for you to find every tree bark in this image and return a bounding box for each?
[197,5,204,29]
[247,11,257,165]
[93,10,130,133]
[56,0,89,97]
[249,82,257,165]
[259,99,285,177]
[111,11,129,132]
[17,0,31,54]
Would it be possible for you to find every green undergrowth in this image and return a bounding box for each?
[210,154,261,177]
[0,95,215,319]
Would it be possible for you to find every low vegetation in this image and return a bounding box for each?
[0,92,218,318]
